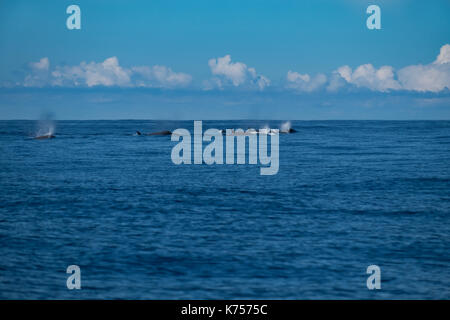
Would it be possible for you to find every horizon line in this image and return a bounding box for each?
[1,119,449,121]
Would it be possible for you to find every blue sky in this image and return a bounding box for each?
[0,0,449,119]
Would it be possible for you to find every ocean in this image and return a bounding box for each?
[0,120,449,299]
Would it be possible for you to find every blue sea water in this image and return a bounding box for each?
[0,120,449,299]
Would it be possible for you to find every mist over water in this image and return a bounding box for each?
[34,119,55,137]
[0,120,449,299]
[281,121,291,132]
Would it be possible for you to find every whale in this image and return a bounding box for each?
[135,130,172,136]
[280,128,296,134]
[218,127,296,136]
[136,128,295,137]
[34,134,55,140]
[147,130,172,136]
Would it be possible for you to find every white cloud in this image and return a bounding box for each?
[24,57,50,87]
[434,44,450,65]
[24,57,192,88]
[208,55,247,86]
[206,55,270,90]
[332,44,450,93]
[16,44,450,93]
[30,57,49,71]
[132,65,191,88]
[52,57,131,87]
[327,69,348,92]
[396,44,450,92]
[248,67,271,91]
[255,74,271,91]
[286,70,327,92]
[397,64,450,93]
[332,64,401,92]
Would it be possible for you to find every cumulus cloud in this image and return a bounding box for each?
[332,44,450,93]
[327,69,348,92]
[335,64,400,91]
[206,55,270,90]
[396,44,450,92]
[30,57,50,71]
[22,57,192,88]
[248,67,271,91]
[208,55,247,86]
[24,57,50,87]
[434,44,450,65]
[132,65,192,88]
[52,57,131,87]
[15,44,450,93]
[286,70,327,92]
[397,64,450,92]
[332,64,401,92]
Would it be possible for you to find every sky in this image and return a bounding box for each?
[0,0,449,119]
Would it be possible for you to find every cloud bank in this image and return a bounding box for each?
[328,44,450,93]
[24,57,192,89]
[287,44,450,93]
[16,44,450,93]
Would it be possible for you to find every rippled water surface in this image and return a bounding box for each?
[0,120,449,299]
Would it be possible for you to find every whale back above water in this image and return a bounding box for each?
[134,127,296,137]
[34,134,55,140]
[147,130,172,136]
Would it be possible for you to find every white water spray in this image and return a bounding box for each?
[280,121,291,133]
[35,119,55,138]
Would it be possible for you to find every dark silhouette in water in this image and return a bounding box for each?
[135,130,172,136]
[148,130,172,136]
[282,128,296,133]
[217,127,297,135]
[136,128,294,136]
[34,134,55,140]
